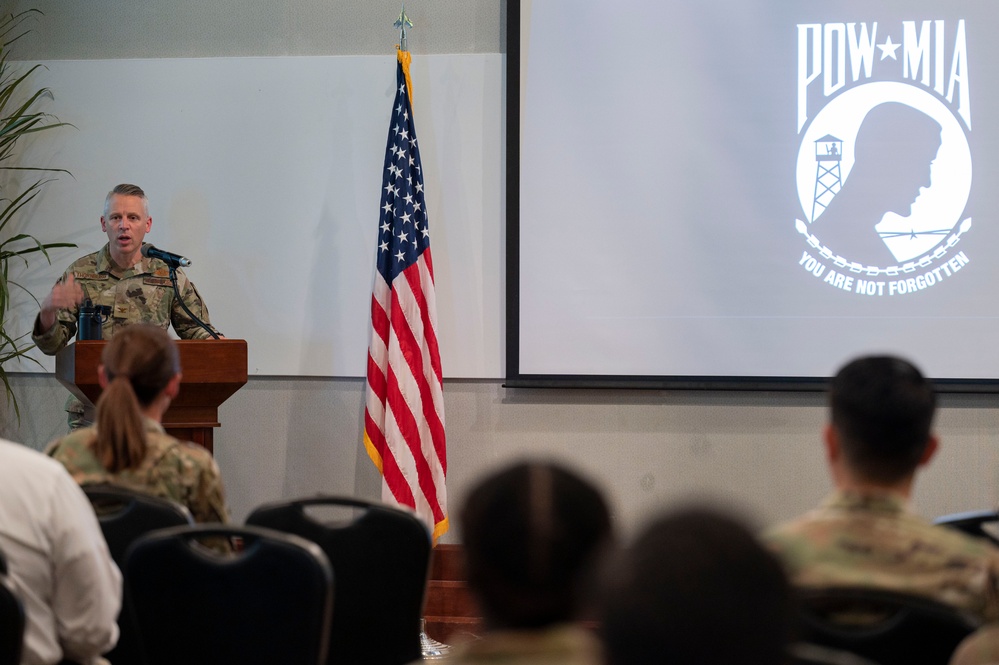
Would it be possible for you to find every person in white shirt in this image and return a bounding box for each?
[0,437,121,665]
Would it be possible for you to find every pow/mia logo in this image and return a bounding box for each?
[794,20,972,296]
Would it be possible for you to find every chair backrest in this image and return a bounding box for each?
[933,509,999,546]
[0,549,25,665]
[84,484,196,665]
[82,484,195,565]
[124,524,333,665]
[794,586,981,665]
[246,496,432,665]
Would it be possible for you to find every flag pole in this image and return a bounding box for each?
[394,4,413,53]
[386,7,452,658]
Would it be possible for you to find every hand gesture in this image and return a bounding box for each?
[40,273,85,331]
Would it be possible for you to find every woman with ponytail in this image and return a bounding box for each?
[47,323,228,523]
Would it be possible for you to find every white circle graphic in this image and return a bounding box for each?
[796,82,971,265]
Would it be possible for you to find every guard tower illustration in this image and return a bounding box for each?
[812,135,843,222]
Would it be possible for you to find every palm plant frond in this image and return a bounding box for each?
[0,9,74,425]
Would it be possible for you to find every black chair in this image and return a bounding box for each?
[124,524,333,665]
[0,549,25,665]
[82,484,194,665]
[247,496,432,665]
[794,586,981,665]
[82,484,195,564]
[933,509,999,546]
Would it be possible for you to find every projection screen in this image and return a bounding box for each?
[507,0,999,390]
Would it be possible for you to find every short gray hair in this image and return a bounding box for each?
[104,183,149,217]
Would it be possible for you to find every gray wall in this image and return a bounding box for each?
[6,372,999,543]
[3,0,999,542]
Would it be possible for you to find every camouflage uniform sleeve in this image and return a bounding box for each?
[180,444,230,524]
[31,271,81,356]
[170,268,221,339]
[32,311,75,355]
[200,456,230,524]
[761,525,799,561]
[46,429,108,484]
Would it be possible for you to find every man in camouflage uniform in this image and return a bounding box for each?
[765,355,999,622]
[45,422,229,524]
[32,183,220,428]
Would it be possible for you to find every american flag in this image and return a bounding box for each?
[363,49,448,541]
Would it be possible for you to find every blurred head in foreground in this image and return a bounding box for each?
[599,506,793,665]
[460,460,613,629]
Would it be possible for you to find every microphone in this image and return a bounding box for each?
[144,244,219,340]
[141,244,192,268]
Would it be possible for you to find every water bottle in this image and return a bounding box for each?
[77,299,103,341]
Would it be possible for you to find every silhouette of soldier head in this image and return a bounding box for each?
[815,102,942,266]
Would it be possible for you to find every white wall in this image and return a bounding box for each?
[6,54,504,377]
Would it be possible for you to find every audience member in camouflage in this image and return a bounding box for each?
[765,356,999,622]
[767,491,999,621]
[46,323,229,525]
[47,419,228,524]
[32,184,220,428]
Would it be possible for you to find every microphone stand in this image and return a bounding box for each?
[168,265,220,340]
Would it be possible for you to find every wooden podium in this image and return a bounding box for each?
[55,339,248,454]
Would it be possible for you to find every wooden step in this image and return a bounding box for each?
[424,615,484,644]
[424,580,479,618]
[429,543,466,580]
[425,544,483,644]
